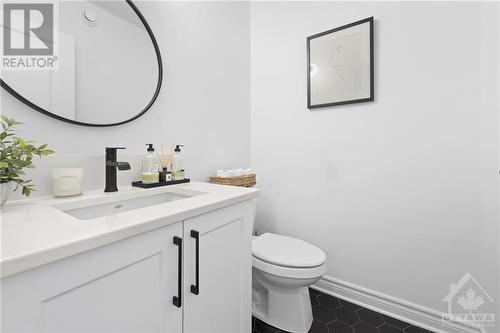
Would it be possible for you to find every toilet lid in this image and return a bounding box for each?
[252,233,326,268]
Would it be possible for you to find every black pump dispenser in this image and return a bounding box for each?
[171,145,185,181]
[146,144,154,152]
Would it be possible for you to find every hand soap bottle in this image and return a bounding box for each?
[171,145,185,181]
[142,144,159,184]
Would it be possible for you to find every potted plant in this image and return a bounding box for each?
[0,116,54,206]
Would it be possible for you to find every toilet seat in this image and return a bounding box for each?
[252,233,326,268]
[252,255,327,279]
[252,233,327,279]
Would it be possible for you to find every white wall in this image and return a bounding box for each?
[251,0,499,323]
[1,1,251,197]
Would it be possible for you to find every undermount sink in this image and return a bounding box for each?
[57,191,194,221]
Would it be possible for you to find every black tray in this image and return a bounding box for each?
[132,178,190,188]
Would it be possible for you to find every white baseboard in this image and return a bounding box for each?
[312,276,483,333]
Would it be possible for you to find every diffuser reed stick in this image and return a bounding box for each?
[157,144,174,170]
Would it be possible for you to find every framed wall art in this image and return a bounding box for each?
[307,17,374,109]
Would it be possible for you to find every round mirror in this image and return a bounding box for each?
[1,0,162,127]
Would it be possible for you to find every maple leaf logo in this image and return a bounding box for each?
[457,289,484,311]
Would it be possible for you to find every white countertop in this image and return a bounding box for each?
[0,182,259,278]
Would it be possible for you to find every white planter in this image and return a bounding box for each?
[1,181,13,207]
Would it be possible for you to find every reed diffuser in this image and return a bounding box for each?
[157,144,174,182]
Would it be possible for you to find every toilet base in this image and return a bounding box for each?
[252,268,316,333]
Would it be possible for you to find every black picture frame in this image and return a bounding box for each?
[0,0,163,127]
[307,17,374,109]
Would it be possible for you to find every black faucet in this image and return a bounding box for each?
[105,147,131,192]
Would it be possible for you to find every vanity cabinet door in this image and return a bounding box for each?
[182,200,255,333]
[1,222,183,333]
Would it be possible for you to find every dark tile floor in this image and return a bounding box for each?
[252,288,435,333]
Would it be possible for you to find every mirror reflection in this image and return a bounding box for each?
[1,0,162,126]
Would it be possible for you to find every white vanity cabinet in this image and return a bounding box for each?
[183,200,253,333]
[1,221,183,332]
[1,199,255,333]
[1,222,184,333]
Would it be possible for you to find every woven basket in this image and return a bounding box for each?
[209,174,256,187]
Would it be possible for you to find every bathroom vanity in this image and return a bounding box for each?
[1,182,259,332]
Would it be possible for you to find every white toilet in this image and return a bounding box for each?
[252,233,327,333]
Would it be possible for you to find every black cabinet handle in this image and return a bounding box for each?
[173,236,182,307]
[190,230,200,295]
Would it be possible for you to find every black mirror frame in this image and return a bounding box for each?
[0,0,163,127]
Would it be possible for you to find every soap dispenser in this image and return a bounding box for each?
[142,144,159,184]
[171,145,185,181]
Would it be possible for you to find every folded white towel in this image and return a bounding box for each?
[216,168,253,177]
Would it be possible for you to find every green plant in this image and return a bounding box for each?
[0,116,54,196]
